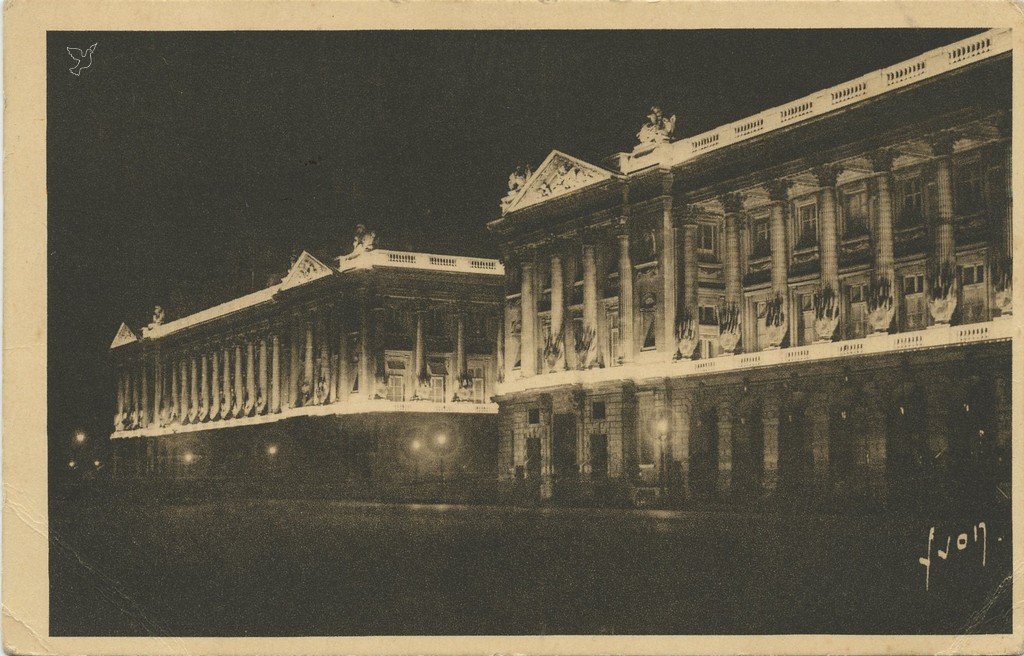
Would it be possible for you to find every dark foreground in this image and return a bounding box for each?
[50,495,1012,636]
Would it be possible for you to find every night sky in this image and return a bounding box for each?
[47,29,982,461]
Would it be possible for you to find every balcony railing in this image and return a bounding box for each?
[496,317,1012,395]
[111,397,499,440]
[614,29,1010,174]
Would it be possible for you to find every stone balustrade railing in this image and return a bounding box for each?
[111,397,498,440]
[615,29,1010,174]
[496,317,1014,396]
[337,249,505,275]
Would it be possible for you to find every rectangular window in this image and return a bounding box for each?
[842,190,869,237]
[798,291,816,345]
[848,283,868,338]
[386,374,405,402]
[640,309,656,351]
[904,274,926,330]
[639,418,656,467]
[751,217,771,258]
[796,202,818,249]
[528,408,541,425]
[698,305,718,325]
[606,308,621,366]
[961,264,987,324]
[592,401,606,421]
[469,366,485,403]
[590,434,609,478]
[429,377,445,403]
[754,299,770,351]
[955,160,986,215]
[898,177,924,227]
[698,222,718,255]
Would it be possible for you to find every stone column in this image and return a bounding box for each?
[681,219,698,324]
[140,359,149,427]
[115,367,125,425]
[520,260,537,376]
[339,325,352,401]
[766,179,793,296]
[455,310,467,395]
[152,351,162,427]
[812,165,843,290]
[582,242,598,368]
[660,174,678,355]
[199,352,209,421]
[258,336,268,413]
[931,133,957,267]
[234,343,244,416]
[868,152,896,285]
[179,357,188,423]
[221,346,231,417]
[303,321,314,403]
[211,348,220,420]
[271,333,281,412]
[245,338,256,414]
[720,193,745,306]
[170,356,179,423]
[414,309,426,387]
[359,295,371,398]
[717,404,733,495]
[550,252,565,371]
[131,369,140,427]
[289,319,301,406]
[617,229,635,363]
[761,392,780,493]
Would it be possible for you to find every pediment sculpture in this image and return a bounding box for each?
[500,165,532,212]
[637,105,676,145]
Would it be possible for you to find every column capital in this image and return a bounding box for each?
[718,191,746,216]
[812,162,844,187]
[765,178,794,203]
[927,130,960,157]
[867,148,896,173]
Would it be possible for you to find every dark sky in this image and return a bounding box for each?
[47,29,982,454]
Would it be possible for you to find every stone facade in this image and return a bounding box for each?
[489,29,1013,508]
[109,244,505,482]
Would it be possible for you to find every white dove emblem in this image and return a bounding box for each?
[67,43,98,76]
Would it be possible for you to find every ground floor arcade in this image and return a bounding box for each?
[496,340,1012,510]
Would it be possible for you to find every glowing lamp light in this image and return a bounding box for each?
[68,460,76,469]
[93,460,101,468]
[411,439,422,452]
[436,433,448,447]
[266,444,278,456]
[74,431,87,444]
[183,452,195,465]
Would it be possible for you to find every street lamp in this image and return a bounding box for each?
[73,431,87,445]
[436,433,448,482]
[266,444,278,457]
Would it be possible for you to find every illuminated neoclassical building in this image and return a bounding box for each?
[489,29,1013,506]
[109,234,504,482]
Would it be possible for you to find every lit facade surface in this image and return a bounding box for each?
[109,243,504,478]
[488,30,1013,503]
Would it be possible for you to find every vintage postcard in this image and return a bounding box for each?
[4,1,1024,654]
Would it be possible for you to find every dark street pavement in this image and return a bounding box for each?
[50,497,1012,636]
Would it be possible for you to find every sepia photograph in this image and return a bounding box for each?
[3,3,1019,652]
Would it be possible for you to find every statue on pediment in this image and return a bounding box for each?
[500,165,532,212]
[351,224,377,255]
[149,305,165,329]
[637,105,676,145]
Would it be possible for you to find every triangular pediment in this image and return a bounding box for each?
[280,251,335,291]
[110,322,140,349]
[502,150,614,215]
